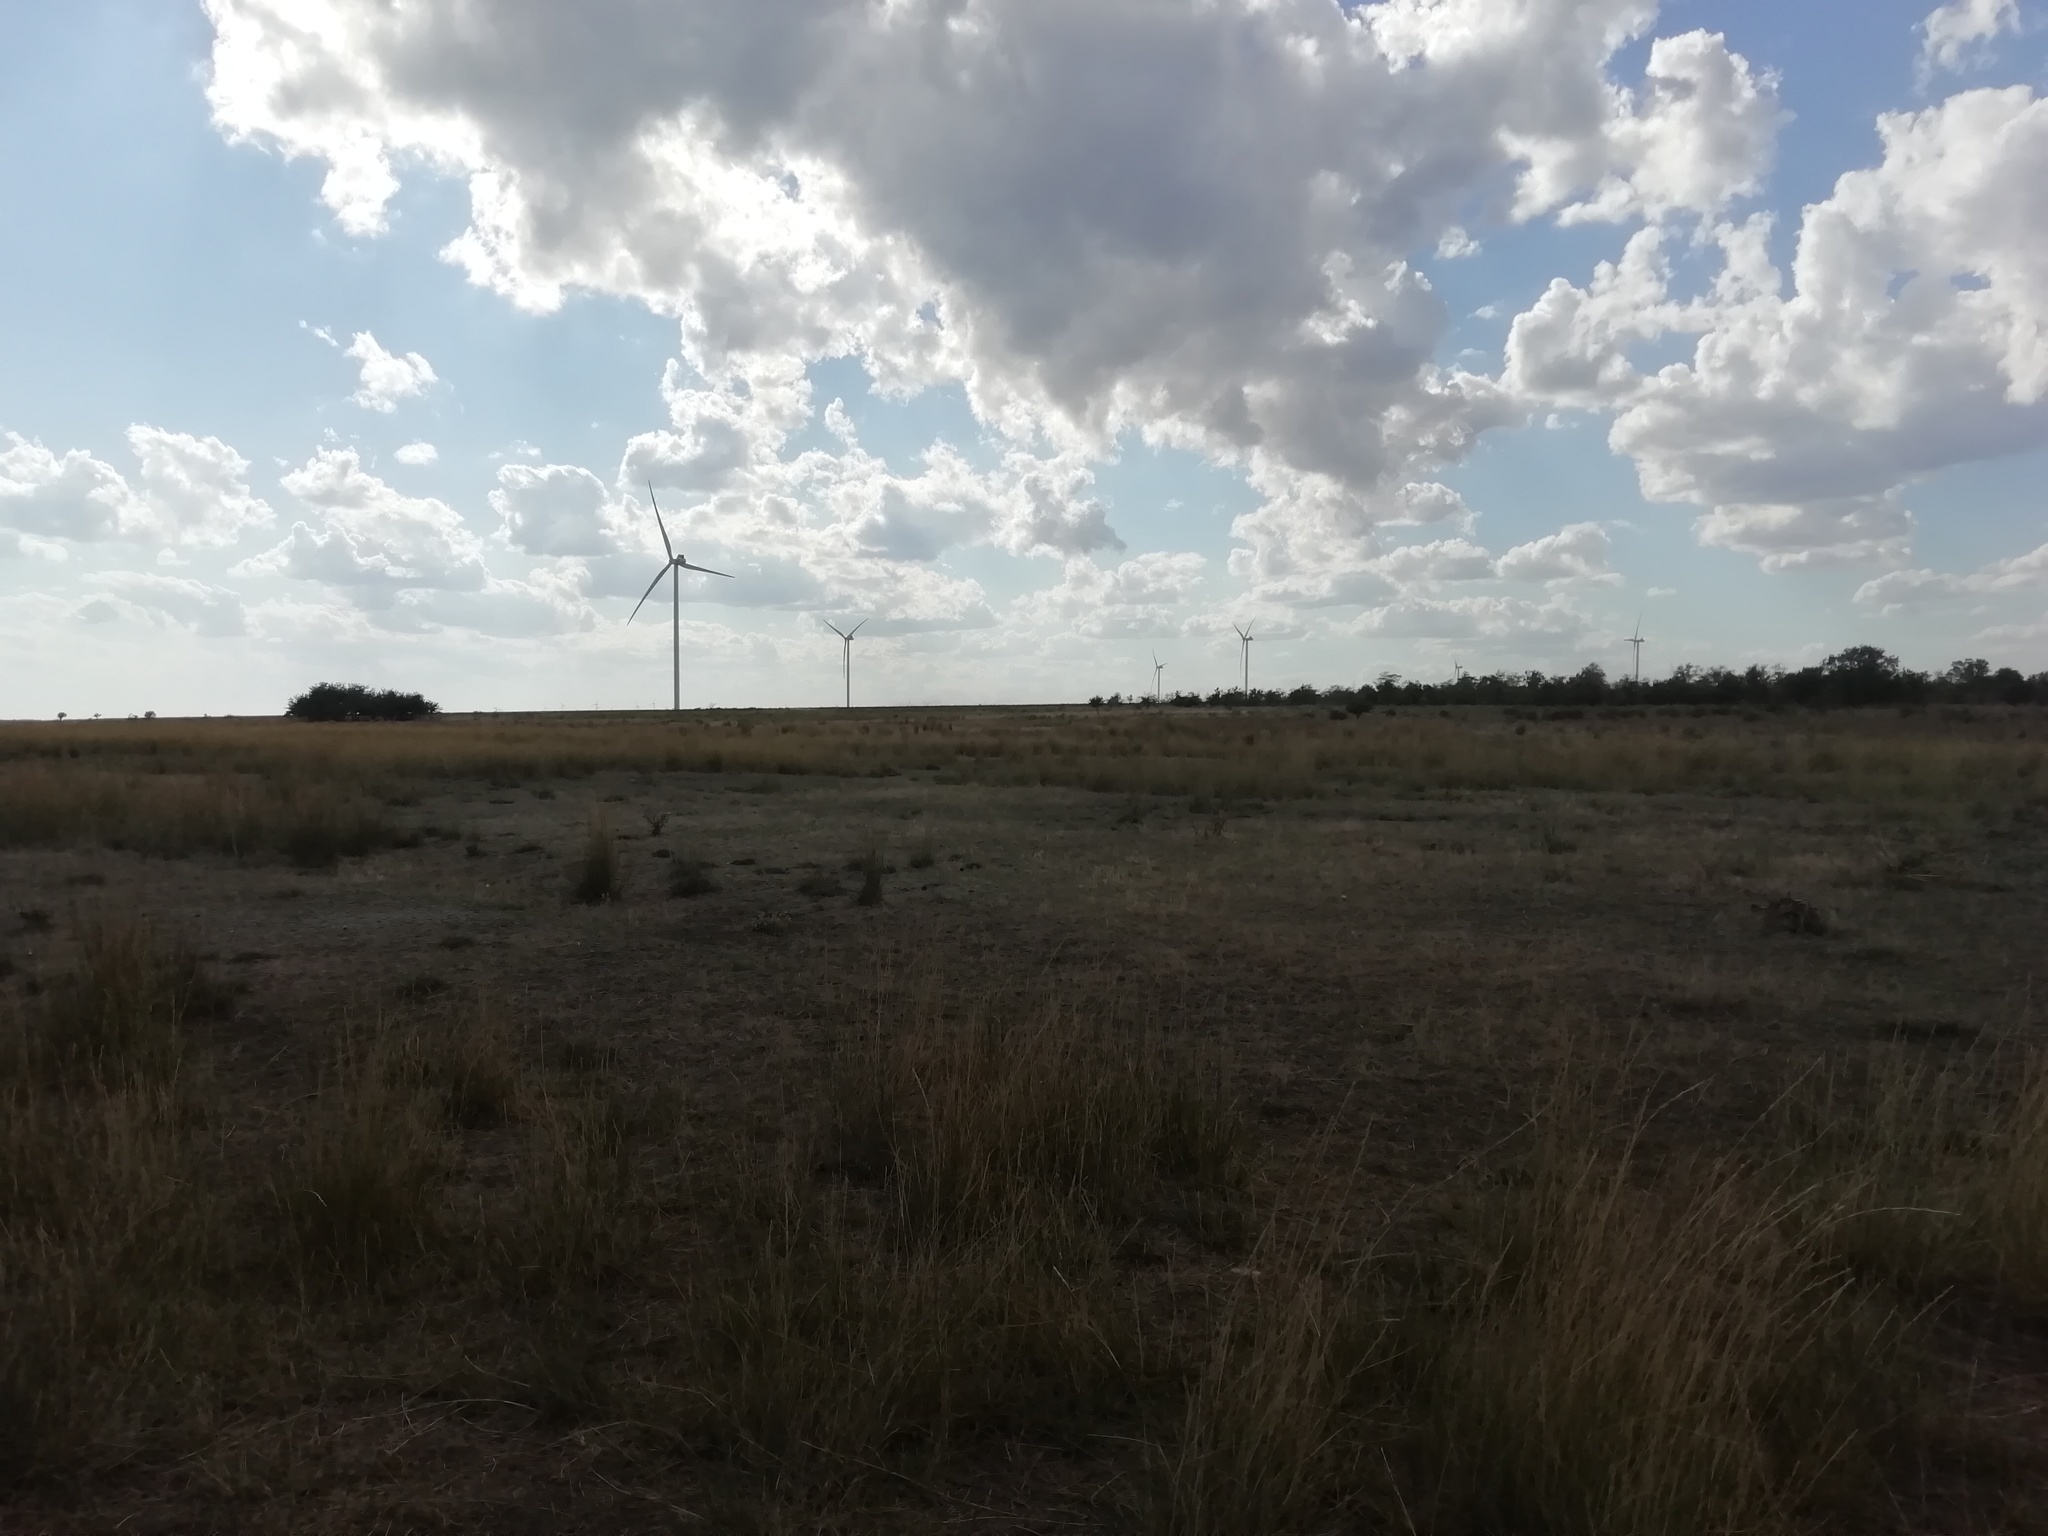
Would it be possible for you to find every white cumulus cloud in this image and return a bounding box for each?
[122,426,273,546]
[345,331,437,412]
[394,441,438,465]
[202,0,1785,609]
[1496,522,1617,584]
[1507,85,2048,571]
[1,434,131,543]
[2,428,272,550]
[1921,0,2022,73]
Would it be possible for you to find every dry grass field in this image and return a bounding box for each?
[3,702,2047,1534]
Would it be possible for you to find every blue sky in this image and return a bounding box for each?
[2,0,2045,715]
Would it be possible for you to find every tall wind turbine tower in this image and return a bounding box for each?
[628,483,732,712]
[824,619,866,708]
[1626,614,1646,683]
[1232,623,1255,699]
[1152,650,1166,702]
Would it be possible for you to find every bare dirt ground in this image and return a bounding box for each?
[4,706,2047,1533]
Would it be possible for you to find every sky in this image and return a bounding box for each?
[2,0,2046,716]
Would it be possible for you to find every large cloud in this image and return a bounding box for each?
[2,428,272,550]
[240,447,590,635]
[1,435,130,543]
[1508,85,2048,571]
[121,426,274,546]
[203,0,1781,592]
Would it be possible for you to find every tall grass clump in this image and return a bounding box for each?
[0,1084,220,1484]
[853,844,886,907]
[569,807,620,904]
[1397,1142,1911,1536]
[831,992,1245,1248]
[1143,1223,1383,1535]
[1791,1045,2048,1301]
[382,997,527,1131]
[26,907,225,1083]
[0,761,398,863]
[279,781,398,868]
[666,1162,1135,1484]
[277,1037,445,1286]
[497,1091,643,1297]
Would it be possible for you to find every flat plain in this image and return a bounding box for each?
[3,703,2047,1534]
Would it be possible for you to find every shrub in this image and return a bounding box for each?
[284,683,440,722]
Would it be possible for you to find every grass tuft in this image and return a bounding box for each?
[569,807,620,904]
[1396,1140,1914,1536]
[277,1035,444,1286]
[25,907,225,1084]
[854,845,886,906]
[668,854,720,898]
[831,990,1245,1248]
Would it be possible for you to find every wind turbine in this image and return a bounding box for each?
[1626,614,1645,683]
[824,618,865,708]
[1232,623,1255,699]
[627,482,732,713]
[1151,650,1167,702]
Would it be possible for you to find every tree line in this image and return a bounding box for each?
[1092,647,2048,711]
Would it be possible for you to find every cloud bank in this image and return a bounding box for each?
[202,0,1779,598]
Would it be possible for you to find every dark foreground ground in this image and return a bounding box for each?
[3,706,2047,1533]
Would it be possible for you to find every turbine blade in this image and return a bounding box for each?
[679,559,733,578]
[626,565,668,624]
[848,619,865,637]
[647,482,675,560]
[824,620,847,640]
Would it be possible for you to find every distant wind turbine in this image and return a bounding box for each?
[1626,614,1646,683]
[627,483,732,713]
[1232,623,1255,699]
[1152,650,1167,702]
[824,618,866,708]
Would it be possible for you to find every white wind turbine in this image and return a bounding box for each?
[628,483,733,713]
[1233,622,1255,699]
[1152,650,1167,702]
[1626,614,1646,683]
[824,618,866,708]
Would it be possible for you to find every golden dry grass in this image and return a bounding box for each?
[4,702,2043,821]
